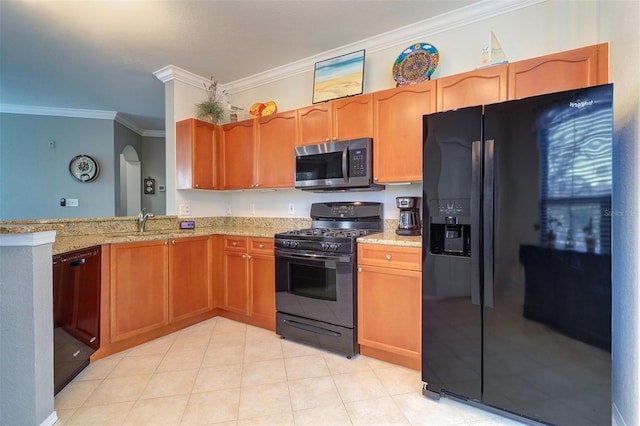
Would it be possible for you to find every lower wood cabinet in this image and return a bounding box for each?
[110,236,212,342]
[357,243,422,370]
[222,236,275,330]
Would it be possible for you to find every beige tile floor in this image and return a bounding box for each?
[54,317,525,426]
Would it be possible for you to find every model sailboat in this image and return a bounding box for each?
[480,31,508,67]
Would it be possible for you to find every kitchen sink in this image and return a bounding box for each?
[107,230,182,238]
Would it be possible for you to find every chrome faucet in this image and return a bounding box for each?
[138,208,155,232]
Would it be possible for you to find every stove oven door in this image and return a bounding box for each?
[275,249,355,328]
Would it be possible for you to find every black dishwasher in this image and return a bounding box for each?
[53,246,101,394]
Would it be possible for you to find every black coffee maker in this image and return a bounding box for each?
[396,197,421,235]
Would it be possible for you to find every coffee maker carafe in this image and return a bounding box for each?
[396,197,421,236]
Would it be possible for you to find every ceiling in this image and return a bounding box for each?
[0,0,481,132]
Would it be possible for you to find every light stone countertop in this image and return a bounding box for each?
[2,216,422,254]
[357,231,422,248]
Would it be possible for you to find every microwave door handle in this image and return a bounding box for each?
[342,148,349,183]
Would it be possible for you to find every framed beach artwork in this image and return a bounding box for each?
[312,49,365,103]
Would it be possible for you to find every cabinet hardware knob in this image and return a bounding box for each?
[164,241,168,246]
[232,242,237,246]
[247,255,252,260]
[259,243,264,248]
[358,267,362,272]
[172,240,176,245]
[333,136,337,141]
[386,254,392,260]
[242,254,246,259]
[195,184,199,188]
[325,137,330,142]
[374,177,378,182]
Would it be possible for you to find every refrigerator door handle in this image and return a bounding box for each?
[470,140,482,306]
[483,139,495,308]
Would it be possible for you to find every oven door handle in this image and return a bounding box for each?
[275,250,352,263]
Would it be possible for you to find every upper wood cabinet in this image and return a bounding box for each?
[176,118,218,190]
[436,64,508,112]
[298,93,373,146]
[255,110,298,188]
[508,43,609,100]
[373,81,436,183]
[220,120,256,189]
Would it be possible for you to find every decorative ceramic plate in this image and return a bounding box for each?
[249,101,277,118]
[392,43,440,86]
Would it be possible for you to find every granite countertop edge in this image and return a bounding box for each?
[2,222,422,255]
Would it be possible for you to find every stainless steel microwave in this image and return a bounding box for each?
[294,138,384,192]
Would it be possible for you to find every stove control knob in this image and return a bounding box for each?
[292,241,299,248]
[284,240,291,248]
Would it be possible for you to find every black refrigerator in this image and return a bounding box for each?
[421,84,613,426]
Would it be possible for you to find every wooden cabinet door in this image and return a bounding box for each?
[248,238,275,327]
[508,43,608,100]
[248,253,275,324]
[256,110,297,188]
[298,103,332,146]
[357,264,421,369]
[110,240,168,342]
[223,250,249,314]
[332,93,373,141]
[373,81,436,183]
[168,236,213,322]
[176,118,217,190]
[436,64,508,112]
[221,120,255,189]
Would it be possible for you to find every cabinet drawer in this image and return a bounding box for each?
[249,238,273,254]
[224,236,247,252]
[358,244,421,271]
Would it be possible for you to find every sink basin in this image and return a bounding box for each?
[107,230,180,238]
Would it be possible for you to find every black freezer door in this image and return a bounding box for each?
[422,106,483,402]
[481,84,612,425]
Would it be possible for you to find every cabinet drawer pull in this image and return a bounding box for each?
[386,254,392,260]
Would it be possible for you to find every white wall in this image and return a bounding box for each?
[602,1,640,425]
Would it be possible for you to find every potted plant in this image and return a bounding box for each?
[583,217,596,252]
[195,77,226,124]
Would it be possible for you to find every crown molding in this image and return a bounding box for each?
[0,104,117,120]
[153,64,210,88]
[142,130,166,138]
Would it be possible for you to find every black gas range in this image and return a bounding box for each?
[275,202,384,254]
[274,202,383,357]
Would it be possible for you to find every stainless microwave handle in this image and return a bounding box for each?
[342,147,349,181]
[275,249,351,264]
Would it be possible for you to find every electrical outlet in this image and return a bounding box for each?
[249,204,256,214]
[66,198,79,207]
[178,204,190,216]
[226,205,232,215]
[288,203,295,215]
